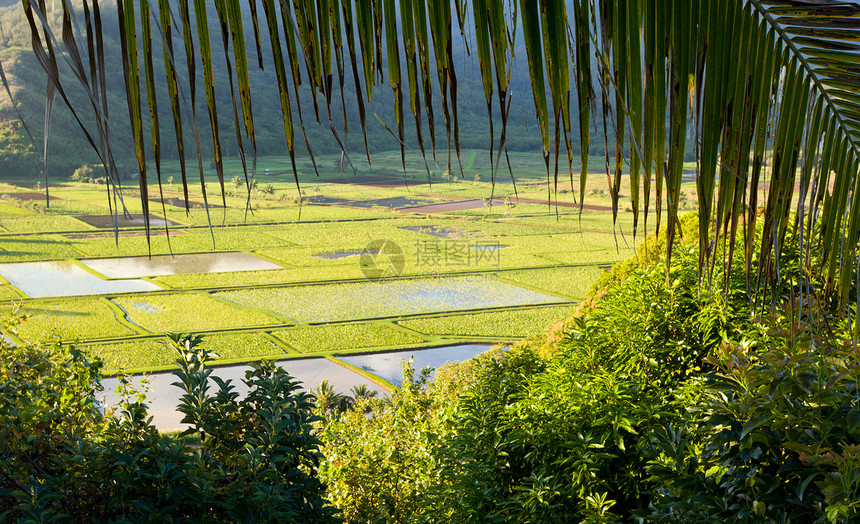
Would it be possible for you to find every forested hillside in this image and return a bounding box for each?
[0,0,568,183]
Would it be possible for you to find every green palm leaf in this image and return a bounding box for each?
[16,0,860,313]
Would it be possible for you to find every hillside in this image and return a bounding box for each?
[0,1,560,184]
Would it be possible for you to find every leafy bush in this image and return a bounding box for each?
[643,304,860,523]
[317,354,496,523]
[70,163,101,183]
[426,246,744,522]
[0,123,40,179]
[0,334,338,522]
[309,211,860,522]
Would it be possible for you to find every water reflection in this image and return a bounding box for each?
[83,252,282,278]
[340,344,493,386]
[98,344,494,431]
[0,261,161,298]
[217,278,564,323]
[100,358,384,431]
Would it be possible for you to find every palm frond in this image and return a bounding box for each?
[14,0,860,312]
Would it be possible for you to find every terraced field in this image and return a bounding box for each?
[0,150,678,413]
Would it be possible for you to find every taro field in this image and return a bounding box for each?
[0,151,670,405]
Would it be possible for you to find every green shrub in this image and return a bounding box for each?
[643,304,860,523]
[317,353,498,523]
[414,242,760,522]
[0,334,338,522]
[70,163,102,183]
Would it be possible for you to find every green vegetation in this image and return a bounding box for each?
[3,0,860,519]
[0,285,20,300]
[498,267,605,299]
[273,324,427,354]
[399,306,575,339]
[0,216,90,234]
[82,337,177,373]
[200,332,288,361]
[0,236,84,262]
[112,293,282,333]
[0,337,337,521]
[2,224,855,521]
[7,298,135,342]
[315,228,860,522]
[0,174,617,372]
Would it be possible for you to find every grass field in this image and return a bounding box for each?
[0,149,677,377]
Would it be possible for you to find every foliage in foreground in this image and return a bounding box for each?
[317,238,860,522]
[645,303,860,522]
[0,335,337,522]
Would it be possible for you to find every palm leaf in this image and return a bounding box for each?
[16,0,860,314]
[155,0,190,213]
[116,0,150,246]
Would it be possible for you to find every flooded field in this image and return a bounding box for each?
[76,214,179,228]
[0,260,162,297]
[83,252,282,278]
[216,278,564,323]
[99,344,492,431]
[340,343,493,386]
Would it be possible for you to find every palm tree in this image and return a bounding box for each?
[350,383,378,400]
[312,379,351,414]
[16,0,860,312]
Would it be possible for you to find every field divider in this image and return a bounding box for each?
[69,259,112,279]
[377,319,433,341]
[241,249,290,267]
[205,291,296,326]
[5,283,27,299]
[324,355,395,392]
[261,331,299,354]
[40,302,576,351]
[101,297,151,336]
[141,276,171,289]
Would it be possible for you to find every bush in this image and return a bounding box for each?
[317,353,497,522]
[425,246,747,522]
[0,333,338,522]
[311,211,854,522]
[0,124,40,179]
[70,163,100,183]
[643,304,860,523]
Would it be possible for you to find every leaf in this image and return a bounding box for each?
[847,407,860,433]
[797,472,818,501]
[739,413,771,441]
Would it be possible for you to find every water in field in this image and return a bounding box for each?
[98,344,492,431]
[99,357,384,431]
[83,252,282,278]
[216,278,565,323]
[340,343,493,386]
[0,260,161,298]
[76,214,179,228]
